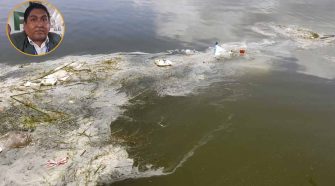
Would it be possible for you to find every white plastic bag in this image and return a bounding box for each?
[155,59,173,67]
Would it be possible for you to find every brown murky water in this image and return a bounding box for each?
[1,0,335,185]
[110,70,335,186]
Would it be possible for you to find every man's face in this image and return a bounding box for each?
[23,8,50,42]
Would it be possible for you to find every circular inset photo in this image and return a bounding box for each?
[7,1,65,56]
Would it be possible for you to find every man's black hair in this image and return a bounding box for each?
[23,2,50,23]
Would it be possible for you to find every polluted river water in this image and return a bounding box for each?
[0,0,335,185]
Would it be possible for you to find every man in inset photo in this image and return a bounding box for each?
[9,2,62,56]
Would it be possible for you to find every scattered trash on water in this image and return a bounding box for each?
[252,23,335,49]
[41,77,58,86]
[40,69,71,86]
[214,42,227,57]
[46,156,69,168]
[184,49,198,55]
[47,70,71,82]
[155,59,173,67]
[214,42,247,58]
[24,81,40,87]
[69,62,84,70]
[185,49,192,55]
[24,64,74,87]
[167,49,198,55]
[157,117,167,128]
[239,48,246,56]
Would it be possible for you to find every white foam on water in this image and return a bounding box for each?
[251,22,335,79]
[1,39,279,101]
[114,39,285,97]
[1,27,334,184]
[0,49,263,185]
[252,22,335,49]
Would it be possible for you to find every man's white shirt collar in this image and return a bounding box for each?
[27,36,49,55]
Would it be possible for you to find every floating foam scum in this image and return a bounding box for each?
[251,22,335,49]
[108,51,224,97]
[0,55,136,185]
[3,33,327,184]
[0,21,331,183]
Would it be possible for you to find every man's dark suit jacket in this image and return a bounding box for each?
[10,32,61,55]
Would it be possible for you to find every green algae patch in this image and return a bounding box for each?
[21,111,68,130]
[103,59,118,65]
[103,57,121,65]
[310,32,319,39]
[101,57,121,71]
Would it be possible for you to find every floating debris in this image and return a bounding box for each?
[155,59,173,67]
[251,23,335,49]
[184,49,197,55]
[69,62,84,70]
[24,81,40,87]
[310,32,319,39]
[41,77,58,86]
[214,42,246,58]
[46,156,69,168]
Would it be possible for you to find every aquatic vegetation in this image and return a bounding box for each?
[310,32,319,39]
[100,57,121,71]
[0,28,334,184]
[103,58,119,65]
[21,112,67,130]
[252,23,334,49]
